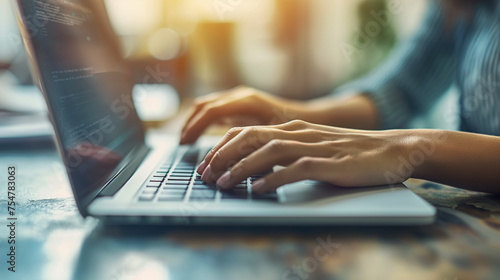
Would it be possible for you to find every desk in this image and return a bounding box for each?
[1,143,499,280]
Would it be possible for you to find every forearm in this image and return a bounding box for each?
[411,130,500,194]
[302,93,380,130]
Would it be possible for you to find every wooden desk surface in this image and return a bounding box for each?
[1,121,499,280]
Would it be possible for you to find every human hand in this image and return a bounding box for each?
[180,86,312,144]
[196,120,423,193]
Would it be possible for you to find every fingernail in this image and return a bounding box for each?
[251,179,266,192]
[196,160,206,174]
[216,171,231,189]
[201,165,212,182]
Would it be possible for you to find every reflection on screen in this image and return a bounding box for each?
[19,0,144,203]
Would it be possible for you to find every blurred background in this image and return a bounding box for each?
[0,0,434,131]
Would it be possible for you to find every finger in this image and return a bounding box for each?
[200,122,284,173]
[181,86,247,135]
[180,89,269,145]
[251,157,335,193]
[203,121,318,166]
[196,126,244,174]
[215,140,331,190]
[180,98,251,144]
[202,125,344,182]
[181,92,227,133]
[201,127,285,183]
[181,104,203,134]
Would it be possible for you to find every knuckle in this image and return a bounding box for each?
[266,139,287,153]
[297,157,317,171]
[227,127,243,137]
[234,85,248,91]
[287,119,307,129]
[250,89,262,98]
[322,141,337,152]
[237,157,249,169]
[202,104,221,117]
[193,98,205,107]
[199,106,212,117]
[212,149,225,163]
[241,126,258,137]
[230,158,248,177]
[230,166,243,177]
[207,91,222,98]
[204,103,216,112]
[231,85,251,96]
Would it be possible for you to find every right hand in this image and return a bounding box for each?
[180,86,311,144]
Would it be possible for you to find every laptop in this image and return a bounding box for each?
[12,0,436,225]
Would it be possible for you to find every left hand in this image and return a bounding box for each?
[197,120,421,193]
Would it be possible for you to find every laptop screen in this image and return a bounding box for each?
[15,0,145,204]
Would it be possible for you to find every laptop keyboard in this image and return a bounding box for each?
[137,147,278,202]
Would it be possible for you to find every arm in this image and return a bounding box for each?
[413,130,500,193]
[302,94,379,130]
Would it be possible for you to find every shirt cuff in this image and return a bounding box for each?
[362,83,413,129]
[333,81,413,130]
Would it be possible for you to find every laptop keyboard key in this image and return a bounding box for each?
[169,174,192,179]
[193,180,206,185]
[175,163,195,167]
[158,196,184,201]
[251,193,278,201]
[139,194,155,201]
[163,184,188,189]
[171,171,193,174]
[142,188,159,194]
[168,179,191,183]
[190,189,216,198]
[160,189,186,195]
[146,181,162,188]
[192,184,212,189]
[164,182,189,187]
[221,190,248,199]
[233,183,247,189]
[174,169,195,173]
[149,178,164,183]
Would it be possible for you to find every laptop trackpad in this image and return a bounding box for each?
[279,180,403,205]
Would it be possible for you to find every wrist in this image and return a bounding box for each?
[302,94,379,129]
[298,99,337,124]
[400,130,448,180]
[276,98,317,123]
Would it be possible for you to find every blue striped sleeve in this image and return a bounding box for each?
[335,1,459,129]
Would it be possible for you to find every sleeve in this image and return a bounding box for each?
[334,1,459,129]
